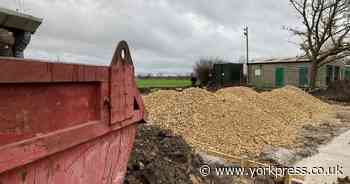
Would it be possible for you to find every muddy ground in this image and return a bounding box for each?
[124,125,238,184]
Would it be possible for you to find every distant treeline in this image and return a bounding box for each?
[136,75,190,80]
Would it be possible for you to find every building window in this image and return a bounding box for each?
[254,65,262,78]
[326,65,341,85]
[255,68,261,77]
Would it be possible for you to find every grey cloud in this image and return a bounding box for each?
[0,0,302,74]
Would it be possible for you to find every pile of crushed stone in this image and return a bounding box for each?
[143,86,335,158]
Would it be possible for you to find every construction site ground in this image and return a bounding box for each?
[295,128,350,184]
[125,86,350,184]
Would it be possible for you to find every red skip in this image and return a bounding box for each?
[0,41,144,184]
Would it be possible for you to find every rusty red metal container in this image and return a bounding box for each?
[0,41,145,184]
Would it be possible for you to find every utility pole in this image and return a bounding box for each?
[243,26,249,83]
[243,26,249,64]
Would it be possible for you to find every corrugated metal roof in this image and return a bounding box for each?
[248,56,310,64]
[0,6,43,33]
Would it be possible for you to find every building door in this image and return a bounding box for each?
[326,65,333,85]
[275,68,285,87]
[299,67,309,87]
[334,66,340,81]
[346,69,350,80]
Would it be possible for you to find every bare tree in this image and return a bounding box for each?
[193,58,225,86]
[289,0,350,88]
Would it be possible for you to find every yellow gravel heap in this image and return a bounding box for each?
[143,86,334,157]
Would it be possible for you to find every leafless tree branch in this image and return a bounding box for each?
[289,0,350,88]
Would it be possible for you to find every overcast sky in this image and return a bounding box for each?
[1,0,303,74]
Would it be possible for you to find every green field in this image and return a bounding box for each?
[137,79,191,88]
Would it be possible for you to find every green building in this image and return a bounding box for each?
[248,56,350,89]
[213,63,244,87]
